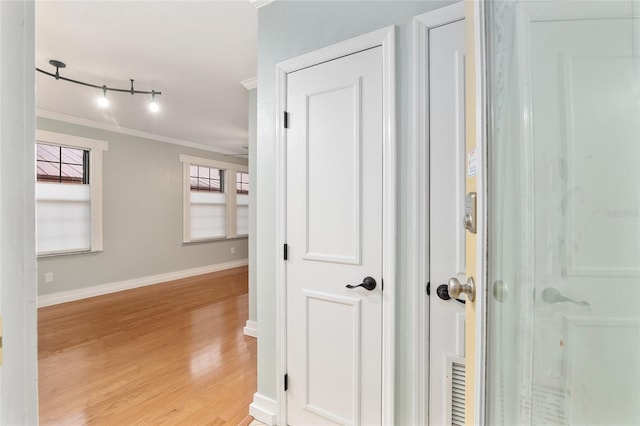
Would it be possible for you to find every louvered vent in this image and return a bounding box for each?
[451,361,466,426]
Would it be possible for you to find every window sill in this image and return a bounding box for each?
[182,235,248,246]
[37,249,102,258]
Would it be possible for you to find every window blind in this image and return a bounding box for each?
[190,191,226,239]
[36,183,91,254]
[236,193,249,236]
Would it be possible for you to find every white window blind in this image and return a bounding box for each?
[36,183,91,254]
[190,191,226,239]
[236,193,249,236]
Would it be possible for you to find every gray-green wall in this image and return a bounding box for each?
[37,117,248,296]
[248,88,257,323]
[256,1,453,423]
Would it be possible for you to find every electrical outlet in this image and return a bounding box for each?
[231,247,236,254]
[45,272,54,283]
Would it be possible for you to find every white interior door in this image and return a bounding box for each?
[529,6,639,424]
[285,46,383,425]
[485,2,640,425]
[428,17,467,426]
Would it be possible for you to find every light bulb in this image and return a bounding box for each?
[149,90,160,113]
[98,85,109,108]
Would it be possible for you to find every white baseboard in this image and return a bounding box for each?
[38,259,248,307]
[243,320,258,338]
[249,393,277,425]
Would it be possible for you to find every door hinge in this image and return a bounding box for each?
[284,111,290,129]
[283,243,288,261]
[284,373,289,391]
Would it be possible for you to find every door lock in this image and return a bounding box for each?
[463,192,477,234]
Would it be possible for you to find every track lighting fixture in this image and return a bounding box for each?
[37,59,162,113]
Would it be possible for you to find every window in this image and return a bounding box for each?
[37,144,88,184]
[190,165,223,192]
[236,172,249,236]
[236,171,249,194]
[36,131,108,255]
[180,155,248,242]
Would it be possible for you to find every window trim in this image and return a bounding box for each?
[179,154,248,243]
[36,130,108,256]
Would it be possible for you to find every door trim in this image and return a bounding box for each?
[470,1,488,424]
[275,26,396,425]
[0,1,39,422]
[413,3,465,425]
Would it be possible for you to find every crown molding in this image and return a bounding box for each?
[249,0,275,9]
[241,77,257,90]
[36,109,242,155]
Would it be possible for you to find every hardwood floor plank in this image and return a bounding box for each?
[38,266,256,425]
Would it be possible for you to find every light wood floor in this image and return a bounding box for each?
[38,266,256,425]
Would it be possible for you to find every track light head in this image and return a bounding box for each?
[98,85,109,108]
[149,90,159,113]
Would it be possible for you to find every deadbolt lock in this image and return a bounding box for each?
[463,192,477,234]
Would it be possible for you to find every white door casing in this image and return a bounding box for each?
[0,1,39,424]
[275,27,395,425]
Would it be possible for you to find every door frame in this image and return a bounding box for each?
[414,2,489,424]
[413,4,465,424]
[274,26,396,425]
[468,1,489,424]
[0,1,39,423]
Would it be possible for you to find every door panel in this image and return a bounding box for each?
[428,17,467,426]
[305,81,361,264]
[305,292,360,423]
[286,46,383,425]
[485,2,640,425]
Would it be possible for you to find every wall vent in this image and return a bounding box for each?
[451,361,466,426]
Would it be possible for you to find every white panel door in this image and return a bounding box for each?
[528,9,640,424]
[286,46,383,425]
[485,2,640,425]
[428,18,467,426]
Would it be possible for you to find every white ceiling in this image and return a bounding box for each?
[36,1,258,154]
